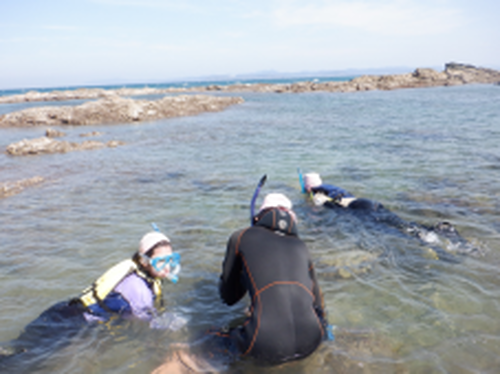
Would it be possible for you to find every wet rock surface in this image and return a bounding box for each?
[6,136,125,156]
[0,94,244,128]
[319,250,379,279]
[45,127,66,137]
[0,176,45,199]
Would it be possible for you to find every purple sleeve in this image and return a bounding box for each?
[114,273,156,321]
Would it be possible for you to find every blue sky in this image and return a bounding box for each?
[1,0,499,89]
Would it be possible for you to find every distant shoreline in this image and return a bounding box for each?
[1,62,499,104]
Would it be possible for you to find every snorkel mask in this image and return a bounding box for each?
[141,223,181,283]
[141,252,181,283]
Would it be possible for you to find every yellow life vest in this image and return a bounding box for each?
[79,258,162,308]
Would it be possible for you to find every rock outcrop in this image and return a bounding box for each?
[6,136,125,156]
[0,176,44,198]
[0,63,497,106]
[0,87,164,104]
[0,94,244,128]
[45,127,66,137]
[204,63,500,93]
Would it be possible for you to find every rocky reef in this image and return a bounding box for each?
[0,63,498,106]
[201,62,500,93]
[0,94,244,128]
[0,176,45,199]
[6,136,124,156]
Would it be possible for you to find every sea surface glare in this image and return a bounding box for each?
[1,83,499,373]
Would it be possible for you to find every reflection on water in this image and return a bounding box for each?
[1,85,500,373]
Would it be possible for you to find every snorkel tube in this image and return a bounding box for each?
[250,174,267,225]
[297,168,306,193]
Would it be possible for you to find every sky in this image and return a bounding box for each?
[1,0,499,90]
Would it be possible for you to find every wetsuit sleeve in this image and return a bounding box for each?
[312,184,353,200]
[219,230,247,306]
[308,259,326,320]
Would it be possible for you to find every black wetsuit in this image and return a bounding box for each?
[219,207,327,365]
[310,184,478,260]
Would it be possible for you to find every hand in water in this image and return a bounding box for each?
[313,193,331,206]
[150,312,188,331]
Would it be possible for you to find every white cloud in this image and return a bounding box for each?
[271,0,465,36]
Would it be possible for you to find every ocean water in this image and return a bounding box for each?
[0,83,499,373]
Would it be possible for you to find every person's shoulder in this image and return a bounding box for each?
[115,272,150,295]
[230,227,252,239]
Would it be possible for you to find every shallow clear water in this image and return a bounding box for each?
[1,85,500,373]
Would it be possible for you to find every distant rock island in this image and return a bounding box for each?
[200,62,500,93]
[0,63,499,106]
[195,62,500,93]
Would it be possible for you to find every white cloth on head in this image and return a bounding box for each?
[139,231,170,255]
[304,173,322,190]
[259,193,293,213]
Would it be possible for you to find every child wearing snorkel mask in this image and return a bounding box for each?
[0,230,185,372]
[80,230,182,323]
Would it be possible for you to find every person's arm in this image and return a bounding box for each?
[313,184,353,201]
[219,229,247,305]
[308,259,326,320]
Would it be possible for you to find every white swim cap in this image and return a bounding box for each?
[259,193,293,213]
[139,231,171,255]
[304,173,323,190]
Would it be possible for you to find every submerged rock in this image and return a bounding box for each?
[304,328,406,374]
[0,95,244,128]
[5,136,125,156]
[319,250,378,279]
[0,176,44,198]
[79,131,103,137]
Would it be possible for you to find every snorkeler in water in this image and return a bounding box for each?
[0,229,185,372]
[300,172,480,260]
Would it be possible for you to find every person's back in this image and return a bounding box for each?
[220,201,326,364]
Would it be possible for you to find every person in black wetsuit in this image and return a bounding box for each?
[218,192,327,364]
[302,172,480,259]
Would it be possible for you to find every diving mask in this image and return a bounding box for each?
[142,252,181,283]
